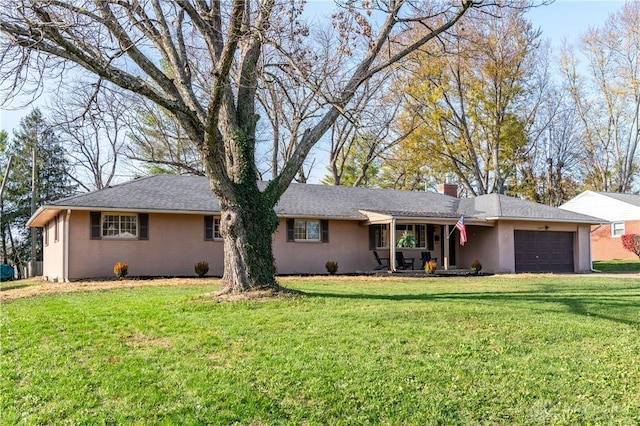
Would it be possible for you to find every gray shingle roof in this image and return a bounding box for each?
[38,175,601,224]
[278,182,458,219]
[48,175,220,212]
[43,175,460,219]
[592,191,640,208]
[459,193,601,223]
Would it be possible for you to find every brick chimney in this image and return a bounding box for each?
[438,183,458,198]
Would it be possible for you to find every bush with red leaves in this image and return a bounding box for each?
[621,234,640,258]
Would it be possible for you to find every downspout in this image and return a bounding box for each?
[64,209,71,282]
[590,223,603,273]
[390,218,397,272]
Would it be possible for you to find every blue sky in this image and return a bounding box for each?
[526,0,625,46]
[0,0,627,137]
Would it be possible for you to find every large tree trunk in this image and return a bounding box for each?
[0,0,477,294]
[216,181,280,295]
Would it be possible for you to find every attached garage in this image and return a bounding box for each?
[514,230,575,273]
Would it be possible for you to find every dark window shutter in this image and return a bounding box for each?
[139,213,149,240]
[416,224,424,248]
[427,225,435,251]
[369,225,376,250]
[286,219,294,242]
[204,216,214,240]
[321,220,329,243]
[90,212,101,240]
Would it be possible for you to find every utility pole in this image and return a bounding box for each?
[30,148,37,277]
[0,155,12,198]
[546,125,553,206]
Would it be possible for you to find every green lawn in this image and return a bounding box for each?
[2,276,639,425]
[593,259,640,273]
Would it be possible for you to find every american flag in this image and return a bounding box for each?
[455,216,467,246]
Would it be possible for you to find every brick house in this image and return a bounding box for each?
[560,191,640,260]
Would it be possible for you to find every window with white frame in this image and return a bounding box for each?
[395,224,427,248]
[286,219,328,243]
[294,219,320,241]
[102,214,138,238]
[370,224,434,249]
[611,222,625,237]
[204,216,221,240]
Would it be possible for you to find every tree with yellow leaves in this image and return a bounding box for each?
[383,3,545,196]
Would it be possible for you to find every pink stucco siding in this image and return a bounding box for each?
[459,221,592,274]
[65,211,224,280]
[52,212,374,280]
[42,215,65,282]
[274,218,372,274]
[456,225,501,272]
[40,210,595,281]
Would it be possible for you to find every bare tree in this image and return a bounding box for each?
[0,0,478,294]
[515,90,583,205]
[323,74,410,187]
[0,130,10,265]
[560,2,640,193]
[49,81,128,191]
[255,41,328,182]
[126,97,205,176]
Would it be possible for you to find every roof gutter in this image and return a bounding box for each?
[26,205,47,227]
[359,210,489,226]
[279,214,364,221]
[484,216,602,225]
[28,206,367,227]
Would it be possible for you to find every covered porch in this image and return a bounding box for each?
[361,210,469,272]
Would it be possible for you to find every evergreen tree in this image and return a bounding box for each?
[321,132,383,187]
[2,109,76,266]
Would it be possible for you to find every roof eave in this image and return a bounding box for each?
[26,206,50,227]
[485,216,604,225]
[28,205,369,227]
[27,205,227,227]
[278,213,366,221]
[359,210,493,226]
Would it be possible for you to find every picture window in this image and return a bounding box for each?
[102,214,138,238]
[294,219,320,241]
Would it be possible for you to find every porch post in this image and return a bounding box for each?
[444,224,450,270]
[390,218,397,272]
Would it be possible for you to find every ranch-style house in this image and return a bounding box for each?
[27,175,602,281]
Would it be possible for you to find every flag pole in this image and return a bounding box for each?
[448,224,456,239]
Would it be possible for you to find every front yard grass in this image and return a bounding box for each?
[593,259,640,273]
[0,278,40,292]
[2,275,639,424]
